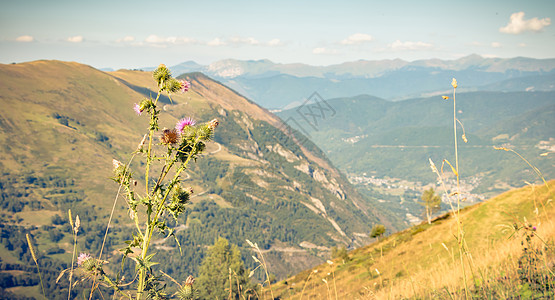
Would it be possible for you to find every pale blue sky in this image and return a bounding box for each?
[1,0,554,69]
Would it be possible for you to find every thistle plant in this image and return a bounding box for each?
[72,64,216,299]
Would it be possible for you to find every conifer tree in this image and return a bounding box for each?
[196,238,251,299]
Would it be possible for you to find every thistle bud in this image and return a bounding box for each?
[179,276,195,300]
[166,78,183,93]
[153,64,171,85]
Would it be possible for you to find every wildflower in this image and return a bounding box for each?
[112,159,124,170]
[451,78,458,89]
[176,117,196,133]
[133,103,143,115]
[161,128,180,145]
[442,96,449,100]
[184,275,195,286]
[208,118,219,130]
[326,260,334,265]
[77,253,92,266]
[180,80,191,93]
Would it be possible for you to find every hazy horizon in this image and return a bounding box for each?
[1,0,554,70]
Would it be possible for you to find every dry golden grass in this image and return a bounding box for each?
[271,181,554,299]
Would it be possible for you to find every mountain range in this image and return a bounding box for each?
[142,55,555,109]
[276,90,554,227]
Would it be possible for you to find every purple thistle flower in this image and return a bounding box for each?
[133,103,142,115]
[179,80,191,93]
[176,117,196,133]
[77,253,91,266]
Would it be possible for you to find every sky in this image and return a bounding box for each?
[1,0,554,69]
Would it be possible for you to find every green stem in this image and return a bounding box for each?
[69,230,77,300]
[136,139,200,299]
[145,90,162,194]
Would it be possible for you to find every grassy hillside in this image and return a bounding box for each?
[0,61,394,298]
[270,181,555,299]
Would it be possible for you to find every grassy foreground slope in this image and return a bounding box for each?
[272,181,555,299]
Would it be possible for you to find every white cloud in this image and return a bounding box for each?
[144,35,196,46]
[312,47,338,55]
[500,12,551,34]
[207,38,226,46]
[491,42,502,48]
[16,35,34,42]
[518,43,527,47]
[388,40,433,51]
[341,33,373,45]
[229,37,260,45]
[67,35,84,43]
[267,38,283,47]
[116,36,135,43]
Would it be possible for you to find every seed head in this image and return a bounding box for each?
[137,134,148,151]
[208,119,219,130]
[451,78,458,89]
[161,128,180,145]
[26,234,38,264]
[74,215,80,234]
